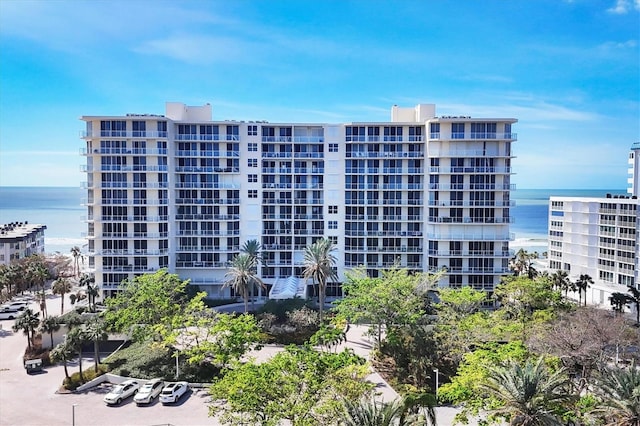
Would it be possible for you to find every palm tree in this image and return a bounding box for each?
[50,339,75,380]
[52,277,72,314]
[480,357,573,426]
[12,308,40,351]
[610,292,630,315]
[303,238,338,323]
[39,315,61,349]
[592,362,640,425]
[551,270,572,297]
[86,283,100,312]
[66,327,87,382]
[70,246,82,277]
[224,253,264,313]
[240,239,267,305]
[575,274,594,306]
[626,285,640,325]
[84,318,107,371]
[511,249,539,278]
[341,398,408,426]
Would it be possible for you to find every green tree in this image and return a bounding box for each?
[574,274,594,306]
[610,292,630,314]
[39,315,61,349]
[303,238,338,323]
[209,345,372,425]
[550,270,573,297]
[66,327,87,383]
[434,286,494,368]
[592,362,640,426]
[341,395,437,426]
[171,311,264,367]
[626,285,640,325]
[104,270,191,341]
[335,267,434,347]
[12,308,40,350]
[438,341,530,422]
[50,338,75,380]
[224,253,264,314]
[52,276,72,315]
[510,249,539,279]
[479,357,573,426]
[494,276,562,340]
[70,246,82,277]
[79,273,98,311]
[241,238,267,306]
[84,317,107,371]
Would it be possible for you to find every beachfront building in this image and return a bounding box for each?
[80,102,517,298]
[548,143,640,308]
[0,222,47,265]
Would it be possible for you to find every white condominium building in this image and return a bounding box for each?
[80,102,517,298]
[0,222,47,265]
[548,143,640,306]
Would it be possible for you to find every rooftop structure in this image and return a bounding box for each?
[0,222,47,265]
[80,102,517,298]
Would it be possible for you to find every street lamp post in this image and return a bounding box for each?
[72,404,77,426]
[433,368,439,397]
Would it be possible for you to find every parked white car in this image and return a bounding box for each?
[159,381,189,404]
[133,378,164,405]
[0,308,20,320]
[1,301,28,311]
[103,380,140,405]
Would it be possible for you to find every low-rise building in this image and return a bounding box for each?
[0,222,47,265]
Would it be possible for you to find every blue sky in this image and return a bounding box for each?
[0,0,638,189]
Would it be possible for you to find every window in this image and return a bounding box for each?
[451,123,465,139]
[328,236,338,245]
[328,205,338,214]
[329,221,338,230]
[248,190,258,199]
[248,158,258,167]
[248,174,258,183]
[248,143,258,152]
[329,143,339,152]
[247,125,258,136]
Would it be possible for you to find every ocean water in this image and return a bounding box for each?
[0,186,85,254]
[0,186,628,255]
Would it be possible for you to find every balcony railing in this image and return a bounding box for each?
[428,132,517,141]
[81,131,168,138]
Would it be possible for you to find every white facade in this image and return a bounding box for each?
[628,142,640,197]
[548,194,639,306]
[0,222,47,265]
[80,102,517,298]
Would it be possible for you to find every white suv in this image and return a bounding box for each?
[159,381,189,404]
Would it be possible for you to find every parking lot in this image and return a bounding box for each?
[0,294,211,426]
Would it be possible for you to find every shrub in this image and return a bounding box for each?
[258,298,313,322]
[63,364,108,390]
[103,341,218,382]
[203,298,240,308]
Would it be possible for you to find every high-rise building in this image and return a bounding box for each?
[548,143,640,307]
[80,102,517,298]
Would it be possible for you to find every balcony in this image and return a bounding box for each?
[428,132,517,141]
[81,131,168,139]
[80,148,168,156]
[427,233,515,241]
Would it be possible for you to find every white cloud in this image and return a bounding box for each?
[607,0,640,13]
[598,40,638,50]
